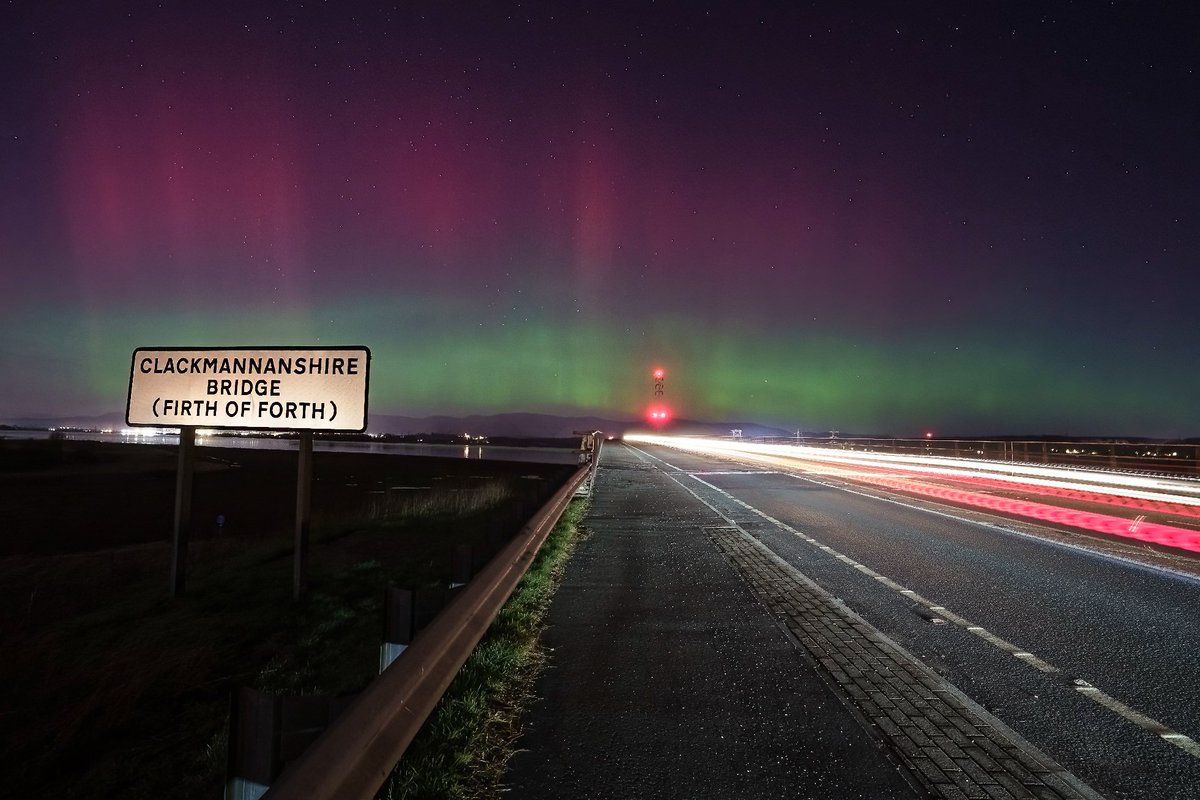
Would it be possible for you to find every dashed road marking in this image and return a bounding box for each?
[1162,733,1200,758]
[624,443,1200,762]
[794,472,1200,589]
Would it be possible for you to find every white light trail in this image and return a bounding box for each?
[623,434,1200,507]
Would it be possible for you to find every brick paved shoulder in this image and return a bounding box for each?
[506,446,925,799]
[708,525,1106,800]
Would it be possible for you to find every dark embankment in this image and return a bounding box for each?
[0,438,575,799]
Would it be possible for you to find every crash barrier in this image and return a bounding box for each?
[225,447,595,799]
[227,689,360,799]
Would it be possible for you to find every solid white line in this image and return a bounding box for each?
[624,442,1200,760]
[670,464,1069,681]
[1161,733,1200,758]
[1070,684,1199,749]
[790,472,1200,589]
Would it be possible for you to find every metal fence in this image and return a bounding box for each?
[254,442,596,800]
[746,436,1200,478]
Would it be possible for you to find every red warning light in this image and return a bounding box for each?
[648,367,667,422]
[646,405,672,426]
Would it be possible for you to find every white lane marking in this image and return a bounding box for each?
[629,445,685,471]
[646,442,1200,588]
[788,471,1200,590]
[624,442,1200,760]
[635,443,1064,672]
[1071,683,1200,755]
[874,574,908,592]
[633,448,691,472]
[686,468,1068,677]
[1161,733,1200,758]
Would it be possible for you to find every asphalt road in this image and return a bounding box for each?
[629,442,1200,800]
[506,443,924,799]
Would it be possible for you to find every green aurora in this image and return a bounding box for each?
[1,295,1187,437]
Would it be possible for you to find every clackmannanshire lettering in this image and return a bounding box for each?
[139,356,361,376]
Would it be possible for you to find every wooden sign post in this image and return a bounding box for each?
[293,430,313,600]
[170,426,196,597]
[125,346,371,598]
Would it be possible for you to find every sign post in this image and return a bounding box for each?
[294,430,313,600]
[170,426,196,596]
[127,346,371,597]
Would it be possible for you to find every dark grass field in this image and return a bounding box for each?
[0,439,575,799]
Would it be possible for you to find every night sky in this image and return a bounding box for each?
[2,2,1197,436]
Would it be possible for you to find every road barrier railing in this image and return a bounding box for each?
[750,436,1200,478]
[257,454,594,800]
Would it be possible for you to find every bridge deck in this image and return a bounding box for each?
[505,443,1106,799]
[505,443,924,798]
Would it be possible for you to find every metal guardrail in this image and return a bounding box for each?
[261,452,595,799]
[745,436,1200,478]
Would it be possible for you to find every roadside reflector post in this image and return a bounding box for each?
[293,430,313,601]
[450,544,472,588]
[380,587,415,672]
[226,686,281,799]
[170,425,196,597]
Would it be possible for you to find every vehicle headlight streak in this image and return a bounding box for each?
[625,434,1200,554]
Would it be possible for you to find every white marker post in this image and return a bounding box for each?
[127,346,371,597]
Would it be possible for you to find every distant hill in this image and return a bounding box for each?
[0,410,797,439]
[641,419,793,438]
[0,410,636,438]
[367,412,636,438]
[368,414,794,439]
[1,412,127,431]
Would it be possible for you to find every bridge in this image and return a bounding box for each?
[258,434,1200,800]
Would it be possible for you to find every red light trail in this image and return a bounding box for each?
[625,435,1200,554]
[849,472,1200,553]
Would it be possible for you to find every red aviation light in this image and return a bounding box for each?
[648,366,668,424]
[646,405,671,426]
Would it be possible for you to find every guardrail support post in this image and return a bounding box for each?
[263,463,592,800]
[381,587,415,672]
[226,687,281,800]
[450,543,472,588]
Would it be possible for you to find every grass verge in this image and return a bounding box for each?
[378,498,589,799]
[2,479,562,799]
[0,442,576,799]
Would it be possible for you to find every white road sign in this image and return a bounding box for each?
[127,346,371,431]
